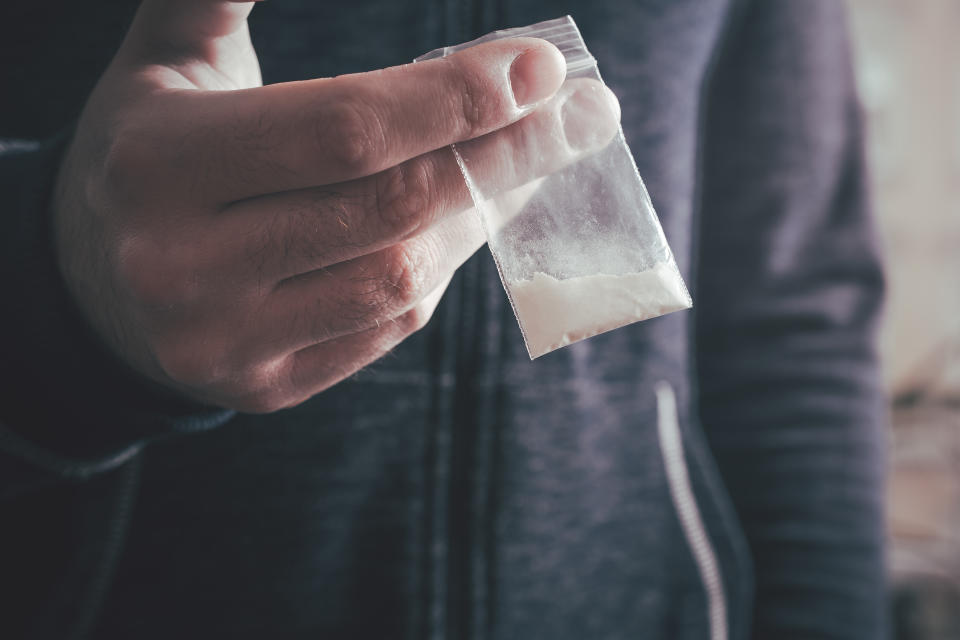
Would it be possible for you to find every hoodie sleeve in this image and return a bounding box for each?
[0,135,233,499]
[694,2,887,638]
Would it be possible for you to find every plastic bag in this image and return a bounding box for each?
[417,16,692,358]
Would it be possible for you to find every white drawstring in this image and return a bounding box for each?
[655,381,728,640]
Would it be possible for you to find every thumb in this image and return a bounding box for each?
[124,0,259,62]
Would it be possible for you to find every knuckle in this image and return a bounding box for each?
[341,243,429,323]
[318,100,384,177]
[153,335,224,389]
[228,361,294,414]
[381,242,430,310]
[166,352,293,414]
[397,301,433,334]
[373,158,432,236]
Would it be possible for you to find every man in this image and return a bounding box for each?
[1,1,886,638]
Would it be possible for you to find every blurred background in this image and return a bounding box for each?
[844,1,960,637]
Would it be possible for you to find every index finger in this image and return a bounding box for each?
[166,38,566,203]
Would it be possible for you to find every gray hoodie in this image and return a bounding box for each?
[0,1,886,638]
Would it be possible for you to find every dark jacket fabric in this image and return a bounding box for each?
[0,1,886,639]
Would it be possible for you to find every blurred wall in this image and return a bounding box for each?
[845,0,960,399]
[845,4,960,636]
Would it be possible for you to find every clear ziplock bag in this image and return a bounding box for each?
[417,16,692,359]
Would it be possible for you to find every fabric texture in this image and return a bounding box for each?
[0,1,886,639]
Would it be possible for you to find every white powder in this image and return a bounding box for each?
[507,261,692,359]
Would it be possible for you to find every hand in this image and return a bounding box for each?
[53,0,620,412]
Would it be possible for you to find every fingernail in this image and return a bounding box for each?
[561,84,621,152]
[509,43,567,109]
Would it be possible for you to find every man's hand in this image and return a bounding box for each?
[53,0,620,412]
